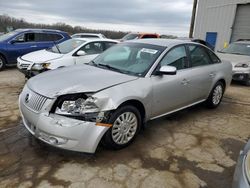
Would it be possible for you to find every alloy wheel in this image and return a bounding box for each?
[212,85,223,105]
[111,112,138,145]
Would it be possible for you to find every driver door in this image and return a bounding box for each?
[151,45,192,118]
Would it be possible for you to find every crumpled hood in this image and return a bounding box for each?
[27,65,138,98]
[21,49,64,63]
[217,52,250,66]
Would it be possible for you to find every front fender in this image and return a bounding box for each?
[93,77,153,120]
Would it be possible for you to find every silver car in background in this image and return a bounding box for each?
[232,139,250,188]
[19,39,232,153]
[217,41,250,86]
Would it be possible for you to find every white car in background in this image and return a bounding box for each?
[17,38,118,78]
[71,33,106,39]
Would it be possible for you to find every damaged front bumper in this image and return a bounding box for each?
[19,90,110,154]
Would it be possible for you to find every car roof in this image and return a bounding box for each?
[72,33,102,36]
[72,38,118,43]
[125,39,189,47]
[14,28,66,33]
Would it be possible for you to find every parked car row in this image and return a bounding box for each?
[1,28,248,187]
[19,39,232,153]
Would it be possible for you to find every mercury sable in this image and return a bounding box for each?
[19,39,232,153]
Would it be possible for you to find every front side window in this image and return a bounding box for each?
[81,42,104,54]
[15,33,35,42]
[160,45,187,70]
[91,43,164,76]
[188,45,211,67]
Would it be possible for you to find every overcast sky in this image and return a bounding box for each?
[0,0,193,36]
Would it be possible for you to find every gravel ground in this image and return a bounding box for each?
[0,69,249,188]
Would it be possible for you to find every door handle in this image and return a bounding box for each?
[30,45,37,48]
[181,79,190,85]
[209,72,216,78]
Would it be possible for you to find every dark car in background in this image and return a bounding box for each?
[0,28,70,70]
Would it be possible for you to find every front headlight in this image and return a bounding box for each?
[235,63,249,68]
[245,151,250,183]
[55,96,99,116]
[31,63,50,70]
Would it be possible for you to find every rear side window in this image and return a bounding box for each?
[104,42,116,50]
[34,33,63,42]
[188,45,211,67]
[160,45,188,70]
[207,49,221,64]
[141,34,158,39]
[81,42,104,54]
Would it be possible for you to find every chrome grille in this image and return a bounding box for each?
[23,87,48,112]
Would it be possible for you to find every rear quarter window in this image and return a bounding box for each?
[207,49,221,64]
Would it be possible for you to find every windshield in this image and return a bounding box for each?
[220,43,250,56]
[0,31,18,41]
[47,39,85,54]
[122,33,139,41]
[90,43,164,77]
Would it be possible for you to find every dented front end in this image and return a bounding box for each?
[19,84,115,153]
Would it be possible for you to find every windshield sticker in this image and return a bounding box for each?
[140,48,158,54]
[247,45,250,48]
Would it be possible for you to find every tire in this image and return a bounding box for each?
[205,81,225,109]
[0,55,6,71]
[244,79,250,86]
[102,105,142,150]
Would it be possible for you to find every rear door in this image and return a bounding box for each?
[185,44,218,102]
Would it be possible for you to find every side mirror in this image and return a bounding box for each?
[76,50,86,56]
[156,65,177,75]
[11,38,24,44]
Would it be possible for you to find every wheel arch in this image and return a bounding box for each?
[118,99,146,124]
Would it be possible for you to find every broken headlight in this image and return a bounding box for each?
[55,96,99,115]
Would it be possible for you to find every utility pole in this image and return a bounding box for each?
[189,0,198,38]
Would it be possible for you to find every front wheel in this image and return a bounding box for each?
[205,81,225,108]
[102,105,141,150]
[0,55,6,71]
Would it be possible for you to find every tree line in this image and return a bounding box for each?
[0,14,127,39]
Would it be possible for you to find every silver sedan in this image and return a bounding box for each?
[19,39,232,153]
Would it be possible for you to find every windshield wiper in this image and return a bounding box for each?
[98,63,127,74]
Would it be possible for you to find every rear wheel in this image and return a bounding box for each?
[0,55,6,71]
[102,105,141,150]
[205,81,225,108]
